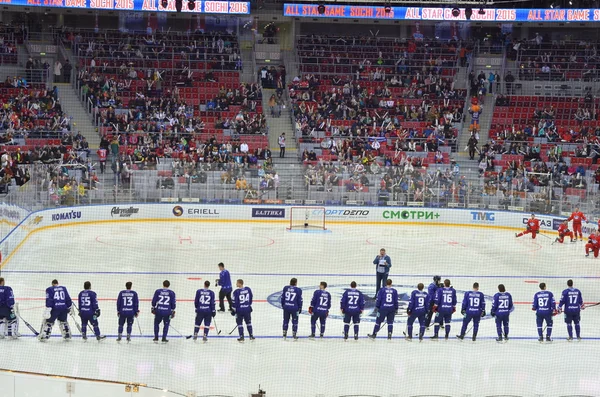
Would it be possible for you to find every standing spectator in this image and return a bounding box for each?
[488,72,496,94]
[216,262,233,312]
[97,147,107,174]
[63,60,72,83]
[505,71,515,95]
[278,133,286,158]
[54,60,62,83]
[373,248,391,297]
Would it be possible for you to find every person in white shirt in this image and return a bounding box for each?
[278,133,286,158]
[54,61,62,79]
[240,142,249,153]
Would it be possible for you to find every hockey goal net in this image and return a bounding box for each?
[288,207,327,230]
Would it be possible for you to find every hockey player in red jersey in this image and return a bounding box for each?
[567,207,587,241]
[585,232,600,258]
[516,214,541,239]
[555,221,574,244]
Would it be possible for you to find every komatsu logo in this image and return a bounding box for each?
[267,284,493,323]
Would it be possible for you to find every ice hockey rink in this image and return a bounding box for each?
[1,219,600,397]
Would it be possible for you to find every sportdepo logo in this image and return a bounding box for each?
[172,206,184,217]
[267,284,493,323]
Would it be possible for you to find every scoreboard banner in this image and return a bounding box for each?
[284,4,600,22]
[9,0,249,14]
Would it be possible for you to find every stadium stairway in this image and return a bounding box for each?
[458,94,495,160]
[57,83,100,148]
[262,88,297,156]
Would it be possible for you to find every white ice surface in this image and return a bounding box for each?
[1,221,599,397]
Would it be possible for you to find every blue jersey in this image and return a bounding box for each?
[78,290,99,315]
[218,270,232,291]
[340,288,365,315]
[0,286,15,309]
[559,288,583,314]
[435,287,457,314]
[310,289,331,315]
[427,282,439,303]
[491,292,513,316]
[376,287,398,312]
[151,288,176,316]
[117,290,139,316]
[533,290,556,315]
[408,289,429,315]
[194,288,216,313]
[233,287,253,314]
[461,291,486,315]
[281,285,303,312]
[45,285,72,310]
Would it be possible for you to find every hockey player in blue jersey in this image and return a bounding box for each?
[431,279,457,340]
[457,282,486,341]
[559,279,584,341]
[308,281,331,339]
[232,279,254,342]
[491,284,513,342]
[40,279,73,341]
[216,262,233,312]
[78,281,106,342]
[0,278,18,339]
[281,278,302,340]
[151,280,176,343]
[194,280,216,342]
[424,275,442,328]
[340,281,365,340]
[368,279,398,340]
[117,281,139,343]
[406,283,429,341]
[533,282,557,342]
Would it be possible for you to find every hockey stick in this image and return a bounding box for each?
[584,302,600,308]
[15,303,38,336]
[538,232,552,240]
[170,324,193,340]
[135,316,143,336]
[69,304,83,334]
[213,316,222,335]
[228,324,238,335]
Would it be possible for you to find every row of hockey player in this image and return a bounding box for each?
[0,275,587,342]
[517,211,600,257]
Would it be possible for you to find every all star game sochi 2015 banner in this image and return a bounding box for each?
[10,0,249,14]
[284,4,600,22]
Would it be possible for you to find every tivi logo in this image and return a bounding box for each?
[470,211,495,222]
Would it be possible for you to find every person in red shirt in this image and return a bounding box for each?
[96,148,107,174]
[585,232,600,258]
[567,207,587,241]
[516,214,541,239]
[555,221,574,244]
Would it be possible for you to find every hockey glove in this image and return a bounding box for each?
[308,307,313,314]
[490,311,496,317]
[452,307,456,314]
[9,309,15,320]
[581,304,586,310]
[151,307,156,315]
[212,311,216,318]
[43,307,52,320]
[552,309,558,316]
[94,309,101,318]
[340,309,345,314]
[406,309,412,316]
[531,307,536,311]
[432,305,438,313]
[461,309,466,317]
[170,311,176,319]
[69,306,76,316]
[372,307,378,315]
[215,279,220,286]
[481,310,486,317]
[231,309,236,317]
[296,310,302,317]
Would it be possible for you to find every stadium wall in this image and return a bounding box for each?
[0,204,580,268]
